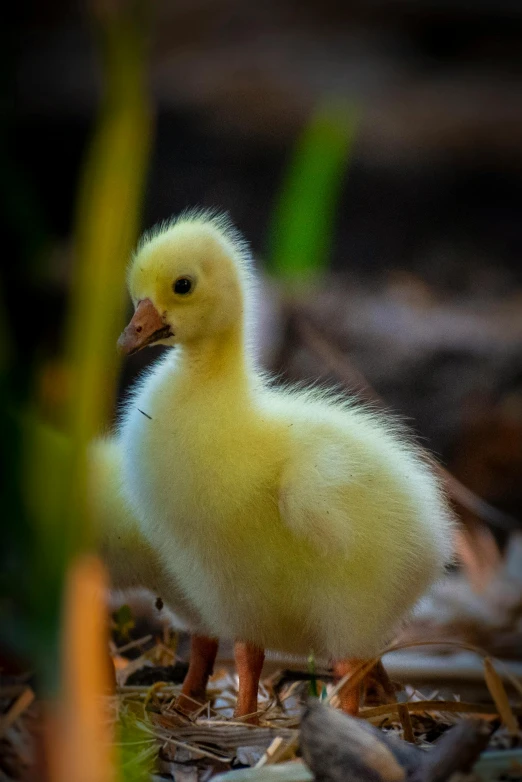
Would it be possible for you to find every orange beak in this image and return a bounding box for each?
[117,298,173,355]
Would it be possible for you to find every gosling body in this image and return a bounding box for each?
[118,212,455,661]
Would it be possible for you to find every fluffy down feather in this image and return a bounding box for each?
[89,437,204,632]
[118,210,455,659]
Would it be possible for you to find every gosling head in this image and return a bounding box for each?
[118,211,252,355]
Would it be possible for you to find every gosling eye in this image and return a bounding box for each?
[173,277,193,295]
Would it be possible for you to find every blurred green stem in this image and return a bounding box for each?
[26,2,153,695]
[268,102,357,285]
[64,7,153,556]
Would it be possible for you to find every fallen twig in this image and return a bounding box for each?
[483,657,519,734]
[360,699,521,719]
[0,687,35,738]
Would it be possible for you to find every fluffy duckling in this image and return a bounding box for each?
[89,437,219,705]
[117,210,455,718]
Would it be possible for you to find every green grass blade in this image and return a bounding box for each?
[268,103,357,283]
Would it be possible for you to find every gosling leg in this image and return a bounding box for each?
[332,658,364,716]
[333,657,396,715]
[234,640,265,724]
[177,635,219,712]
[366,658,396,703]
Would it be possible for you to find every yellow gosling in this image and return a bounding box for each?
[117,210,456,719]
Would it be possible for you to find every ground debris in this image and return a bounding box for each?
[300,699,491,782]
[2,639,521,780]
[126,662,189,687]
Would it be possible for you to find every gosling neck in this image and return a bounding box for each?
[176,321,251,396]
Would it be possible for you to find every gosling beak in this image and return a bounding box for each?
[118,298,173,355]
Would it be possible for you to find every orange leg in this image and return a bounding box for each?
[234,640,265,724]
[366,658,396,703]
[177,635,219,712]
[333,657,396,715]
[332,658,364,716]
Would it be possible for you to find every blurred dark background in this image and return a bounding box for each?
[5,0,522,522]
[9,1,522,269]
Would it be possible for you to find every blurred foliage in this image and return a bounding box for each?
[63,2,152,557]
[308,652,318,698]
[268,103,357,283]
[0,0,152,705]
[117,715,158,782]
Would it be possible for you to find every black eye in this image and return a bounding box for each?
[173,277,193,295]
